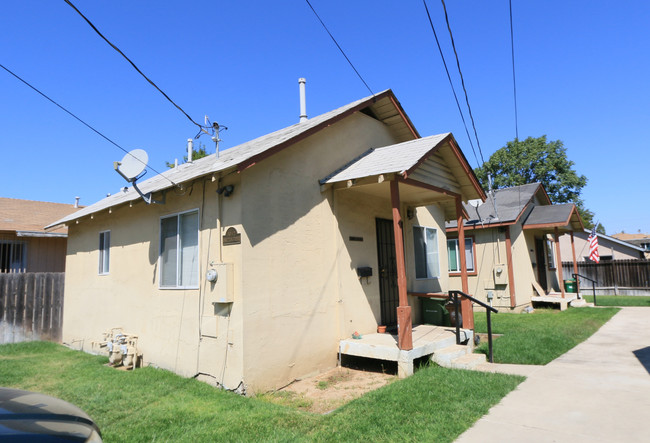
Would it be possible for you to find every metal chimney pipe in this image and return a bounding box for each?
[299,78,307,122]
[187,139,193,163]
[74,196,80,208]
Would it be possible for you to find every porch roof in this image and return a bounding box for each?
[523,203,584,232]
[319,133,486,218]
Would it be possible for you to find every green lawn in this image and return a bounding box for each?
[0,341,523,442]
[583,295,650,307]
[473,307,619,365]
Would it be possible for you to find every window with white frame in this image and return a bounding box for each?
[160,210,199,288]
[546,238,556,269]
[98,231,110,275]
[413,226,440,279]
[447,237,475,273]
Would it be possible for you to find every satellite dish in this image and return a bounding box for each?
[468,199,482,208]
[114,149,148,182]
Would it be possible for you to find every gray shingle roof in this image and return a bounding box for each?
[47,90,398,229]
[447,183,541,228]
[319,133,450,184]
[523,203,575,227]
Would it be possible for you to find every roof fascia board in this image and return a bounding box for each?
[16,231,67,238]
[446,135,487,200]
[402,134,487,201]
[238,90,398,173]
[388,94,420,139]
[446,220,516,233]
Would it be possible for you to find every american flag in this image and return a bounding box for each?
[588,226,600,263]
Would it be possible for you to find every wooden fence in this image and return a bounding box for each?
[562,260,650,293]
[0,272,64,344]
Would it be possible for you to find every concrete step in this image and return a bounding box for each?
[431,344,471,367]
[449,352,486,370]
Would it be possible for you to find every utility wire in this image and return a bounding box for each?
[439,0,485,165]
[0,63,176,186]
[305,0,374,96]
[422,0,480,168]
[509,0,519,140]
[63,0,210,137]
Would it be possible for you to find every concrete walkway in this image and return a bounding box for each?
[456,307,650,442]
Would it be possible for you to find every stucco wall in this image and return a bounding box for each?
[239,112,401,392]
[448,225,562,311]
[62,177,245,390]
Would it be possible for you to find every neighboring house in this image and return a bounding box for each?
[560,230,644,261]
[446,183,583,311]
[610,232,650,259]
[0,197,81,273]
[47,90,485,394]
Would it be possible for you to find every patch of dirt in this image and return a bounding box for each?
[273,367,396,414]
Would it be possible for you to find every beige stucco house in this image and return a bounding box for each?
[48,90,485,394]
[559,229,644,262]
[1,197,81,273]
[446,183,583,311]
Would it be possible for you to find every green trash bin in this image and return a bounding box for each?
[421,298,450,326]
[564,279,577,293]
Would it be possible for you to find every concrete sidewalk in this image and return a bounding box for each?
[456,307,650,442]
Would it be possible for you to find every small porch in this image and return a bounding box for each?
[524,203,585,301]
[339,324,475,378]
[320,134,487,356]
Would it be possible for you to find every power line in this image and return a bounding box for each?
[0,63,176,186]
[509,0,519,140]
[421,0,480,168]
[439,0,485,165]
[305,0,374,96]
[63,0,210,137]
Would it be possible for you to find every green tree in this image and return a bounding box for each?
[474,136,598,230]
[166,142,209,168]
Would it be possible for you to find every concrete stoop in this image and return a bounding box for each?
[431,344,486,369]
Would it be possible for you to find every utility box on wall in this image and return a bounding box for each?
[493,264,508,285]
[206,263,234,303]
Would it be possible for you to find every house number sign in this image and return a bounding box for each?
[223,227,241,245]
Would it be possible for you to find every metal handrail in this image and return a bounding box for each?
[448,290,498,363]
[573,273,598,306]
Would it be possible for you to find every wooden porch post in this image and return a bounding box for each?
[570,231,579,293]
[390,180,412,350]
[555,227,566,298]
[505,226,517,308]
[456,197,474,330]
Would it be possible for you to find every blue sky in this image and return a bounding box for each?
[2,1,648,234]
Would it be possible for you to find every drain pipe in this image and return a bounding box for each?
[299,78,308,122]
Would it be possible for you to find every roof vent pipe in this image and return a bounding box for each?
[299,78,308,122]
[74,196,80,208]
[187,139,193,163]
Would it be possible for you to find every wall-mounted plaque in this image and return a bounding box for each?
[223,227,241,245]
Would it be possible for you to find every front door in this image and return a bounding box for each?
[376,218,399,328]
[535,237,548,292]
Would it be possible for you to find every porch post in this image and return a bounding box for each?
[456,197,474,330]
[555,227,566,298]
[390,180,412,350]
[570,231,580,293]
[505,226,517,308]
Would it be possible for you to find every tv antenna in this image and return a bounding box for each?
[114,149,164,205]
